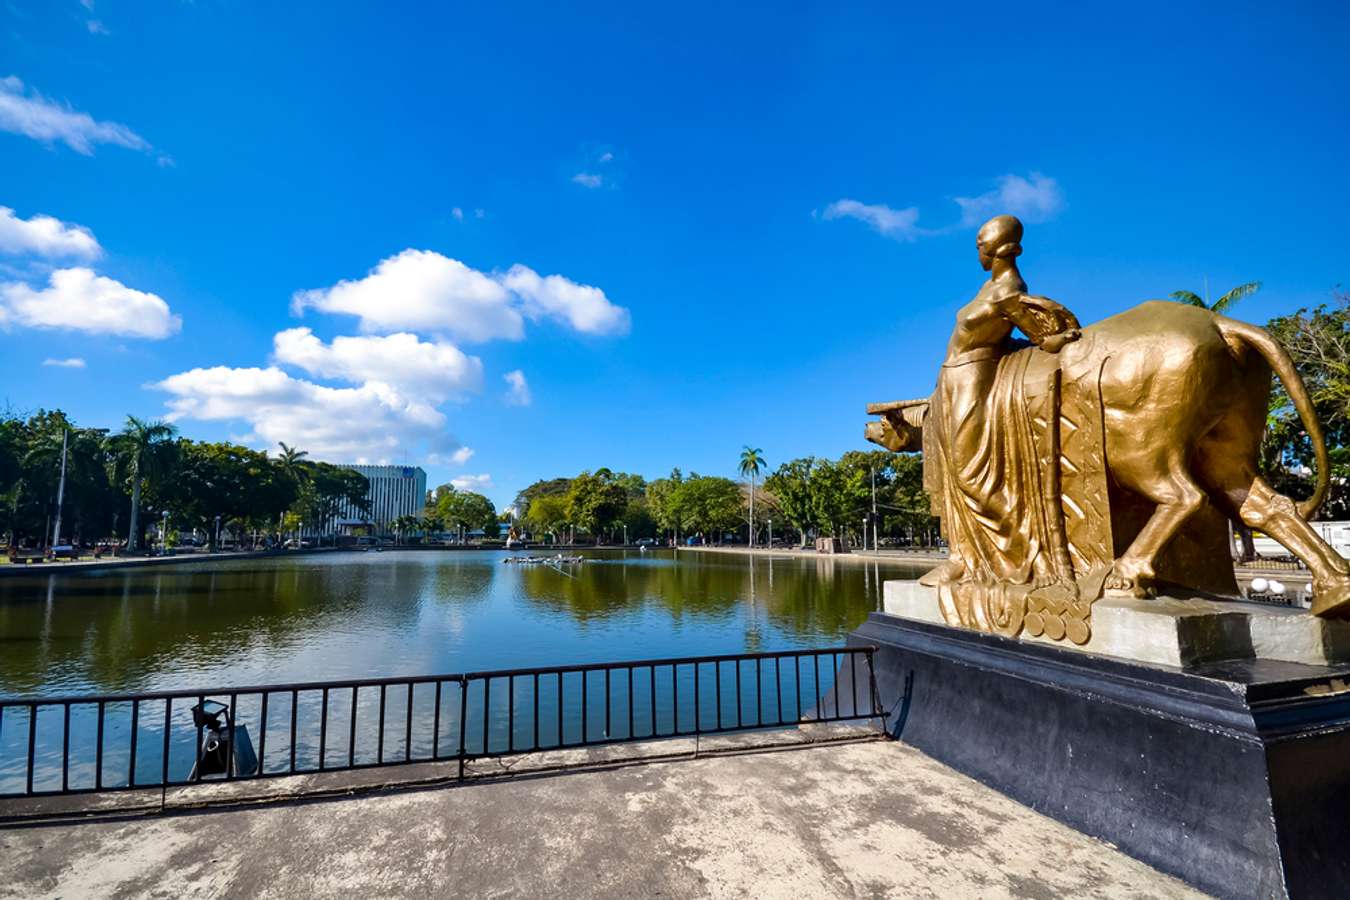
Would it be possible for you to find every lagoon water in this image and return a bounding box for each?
[0,549,925,698]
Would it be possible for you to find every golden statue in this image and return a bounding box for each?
[866,214,1350,644]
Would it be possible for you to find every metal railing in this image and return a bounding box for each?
[0,647,882,800]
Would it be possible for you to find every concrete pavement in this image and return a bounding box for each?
[0,736,1206,899]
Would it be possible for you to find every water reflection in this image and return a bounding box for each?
[0,550,925,698]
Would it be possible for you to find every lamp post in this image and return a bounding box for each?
[215,514,222,552]
[161,510,169,555]
[768,519,773,548]
[623,524,628,546]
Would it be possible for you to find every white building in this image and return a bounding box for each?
[333,465,427,531]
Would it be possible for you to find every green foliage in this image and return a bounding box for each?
[765,458,817,545]
[671,475,743,538]
[1264,290,1350,516]
[738,447,765,480]
[431,484,498,536]
[291,462,369,537]
[525,493,569,539]
[647,468,684,537]
[566,469,629,541]
[152,441,296,548]
[1169,281,1261,314]
[512,478,571,518]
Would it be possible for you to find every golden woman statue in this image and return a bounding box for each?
[868,215,1350,644]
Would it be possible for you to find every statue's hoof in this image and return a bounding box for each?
[1310,579,1350,619]
[1104,564,1154,598]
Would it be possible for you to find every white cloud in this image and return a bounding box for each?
[86,19,110,35]
[955,173,1065,227]
[823,173,1065,243]
[292,249,522,342]
[451,207,464,221]
[155,366,450,462]
[474,208,485,219]
[272,327,483,401]
[500,264,630,336]
[42,357,86,368]
[426,446,475,467]
[572,173,603,188]
[451,473,493,492]
[822,200,924,241]
[503,369,531,406]
[294,250,631,341]
[0,76,151,155]
[0,268,179,338]
[599,151,614,163]
[0,206,101,259]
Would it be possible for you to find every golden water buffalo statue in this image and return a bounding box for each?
[867,214,1349,644]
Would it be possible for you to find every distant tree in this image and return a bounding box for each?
[765,458,817,547]
[292,463,369,539]
[155,441,288,549]
[738,447,766,546]
[434,487,497,541]
[672,475,743,541]
[647,468,684,542]
[526,493,569,543]
[275,442,309,481]
[1170,281,1261,314]
[512,478,572,518]
[1263,289,1350,518]
[566,469,629,543]
[109,415,178,551]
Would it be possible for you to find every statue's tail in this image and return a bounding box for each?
[1217,317,1328,519]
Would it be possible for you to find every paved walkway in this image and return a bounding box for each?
[0,738,1206,899]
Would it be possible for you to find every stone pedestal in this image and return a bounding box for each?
[837,589,1350,899]
[884,580,1350,668]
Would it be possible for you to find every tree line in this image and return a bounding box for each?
[509,450,938,547]
[0,412,370,552]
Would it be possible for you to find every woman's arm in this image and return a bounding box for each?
[998,293,1081,352]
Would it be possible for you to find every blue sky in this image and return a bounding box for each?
[1,1,1347,508]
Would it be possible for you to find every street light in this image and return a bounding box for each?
[623,524,628,546]
[161,510,169,555]
[215,514,222,552]
[768,519,773,548]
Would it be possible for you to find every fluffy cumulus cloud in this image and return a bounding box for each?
[0,76,151,156]
[500,264,630,336]
[451,473,494,492]
[822,172,1064,241]
[0,268,179,338]
[0,206,101,259]
[155,366,450,462]
[955,173,1065,227]
[272,327,483,401]
[503,369,531,406]
[821,200,924,241]
[292,249,522,342]
[293,250,630,340]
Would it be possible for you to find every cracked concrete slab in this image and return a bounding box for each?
[0,739,1208,899]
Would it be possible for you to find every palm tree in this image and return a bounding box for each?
[738,446,766,548]
[1170,281,1261,314]
[276,442,309,482]
[111,416,178,552]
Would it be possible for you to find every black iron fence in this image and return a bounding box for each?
[0,647,881,800]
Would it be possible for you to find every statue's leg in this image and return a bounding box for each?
[1106,446,1208,596]
[1197,446,1350,616]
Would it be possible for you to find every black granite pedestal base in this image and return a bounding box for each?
[840,612,1350,899]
